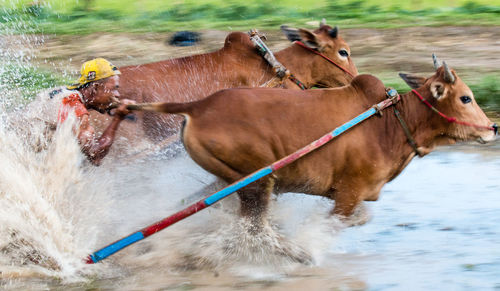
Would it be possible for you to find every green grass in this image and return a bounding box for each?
[0,63,70,102]
[471,75,500,111]
[4,0,499,14]
[2,0,500,34]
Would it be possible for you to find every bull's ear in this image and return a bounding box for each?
[297,28,323,49]
[280,25,323,49]
[430,81,447,100]
[280,25,302,42]
[399,73,426,89]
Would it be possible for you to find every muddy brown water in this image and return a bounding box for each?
[1,26,500,290]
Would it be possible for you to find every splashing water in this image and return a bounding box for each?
[0,4,114,282]
[126,194,344,271]
[99,156,349,277]
[0,114,114,280]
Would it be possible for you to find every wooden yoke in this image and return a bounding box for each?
[248,29,293,88]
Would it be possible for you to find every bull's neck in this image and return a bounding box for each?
[275,45,318,88]
[385,87,447,161]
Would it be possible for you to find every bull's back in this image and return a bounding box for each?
[118,31,269,104]
[118,53,227,103]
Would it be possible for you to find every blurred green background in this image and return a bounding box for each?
[2,0,500,34]
[1,0,499,110]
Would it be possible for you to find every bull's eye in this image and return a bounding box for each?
[460,96,472,104]
[338,49,349,58]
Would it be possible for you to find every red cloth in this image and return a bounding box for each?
[57,93,89,123]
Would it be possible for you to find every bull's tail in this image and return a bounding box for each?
[126,102,191,114]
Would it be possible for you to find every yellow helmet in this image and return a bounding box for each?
[67,58,121,90]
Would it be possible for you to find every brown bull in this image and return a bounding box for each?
[117,23,358,139]
[129,56,496,229]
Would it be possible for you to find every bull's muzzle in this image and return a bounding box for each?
[493,123,498,135]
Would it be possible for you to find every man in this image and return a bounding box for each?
[31,58,134,165]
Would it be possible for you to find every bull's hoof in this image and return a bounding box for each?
[338,202,372,227]
[241,218,314,265]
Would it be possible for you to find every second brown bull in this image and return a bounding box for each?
[117,23,358,140]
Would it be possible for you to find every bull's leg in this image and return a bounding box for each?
[330,182,364,218]
[330,181,375,226]
[237,177,274,233]
[238,177,313,264]
[332,194,361,218]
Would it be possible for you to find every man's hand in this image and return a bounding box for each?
[112,99,136,119]
[81,98,137,166]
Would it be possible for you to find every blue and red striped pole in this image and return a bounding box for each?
[85,94,397,264]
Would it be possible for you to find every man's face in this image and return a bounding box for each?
[87,75,120,112]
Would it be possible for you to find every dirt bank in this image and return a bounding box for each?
[25,26,500,79]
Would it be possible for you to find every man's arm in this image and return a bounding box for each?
[78,103,131,166]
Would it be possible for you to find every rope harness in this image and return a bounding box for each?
[393,106,423,156]
[374,88,422,156]
[288,74,307,90]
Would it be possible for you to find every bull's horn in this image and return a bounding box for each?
[442,61,455,84]
[329,26,338,38]
[432,53,441,70]
[320,18,327,27]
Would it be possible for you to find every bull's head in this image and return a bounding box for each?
[399,54,496,144]
[280,20,358,87]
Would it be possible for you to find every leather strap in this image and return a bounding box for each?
[392,106,423,157]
